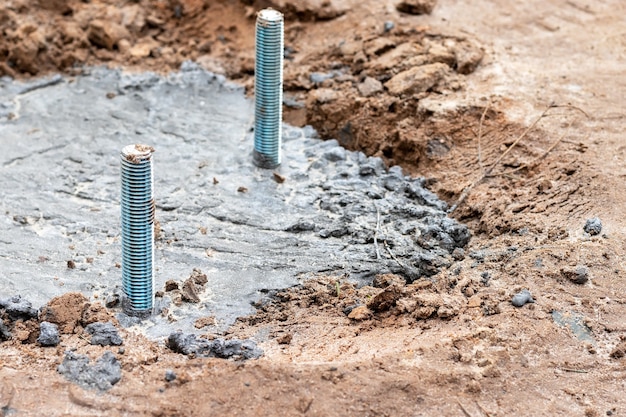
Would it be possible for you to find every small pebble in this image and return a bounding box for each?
[561,266,589,285]
[37,321,60,346]
[583,217,602,235]
[511,289,534,307]
[383,21,395,32]
[165,370,177,382]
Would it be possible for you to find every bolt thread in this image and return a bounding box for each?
[120,144,155,315]
[254,8,284,168]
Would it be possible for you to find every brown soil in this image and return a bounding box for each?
[1,0,626,415]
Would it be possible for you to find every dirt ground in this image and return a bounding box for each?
[1,0,626,415]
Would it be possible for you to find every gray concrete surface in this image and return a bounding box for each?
[0,63,469,338]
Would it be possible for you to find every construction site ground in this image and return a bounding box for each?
[0,0,625,415]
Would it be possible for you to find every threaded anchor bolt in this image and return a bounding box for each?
[253,8,284,169]
[120,144,155,316]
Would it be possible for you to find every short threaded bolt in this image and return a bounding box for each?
[253,8,284,169]
[120,144,155,316]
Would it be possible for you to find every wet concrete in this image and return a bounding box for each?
[0,63,469,338]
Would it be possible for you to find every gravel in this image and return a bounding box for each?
[37,321,60,346]
[511,289,534,307]
[583,217,602,235]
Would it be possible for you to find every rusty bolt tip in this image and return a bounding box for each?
[122,144,155,163]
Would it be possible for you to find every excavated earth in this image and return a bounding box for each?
[1,0,626,416]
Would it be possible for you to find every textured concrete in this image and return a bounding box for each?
[0,64,469,338]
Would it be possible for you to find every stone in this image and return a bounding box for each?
[165,369,177,381]
[396,0,437,15]
[384,63,449,96]
[167,332,263,359]
[0,321,12,342]
[37,321,60,346]
[511,290,534,307]
[561,266,589,285]
[583,217,602,236]
[357,77,383,97]
[85,322,123,346]
[0,295,38,321]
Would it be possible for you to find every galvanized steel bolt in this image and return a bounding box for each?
[120,144,155,316]
[253,8,284,169]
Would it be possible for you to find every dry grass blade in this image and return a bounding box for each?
[476,102,491,169]
[448,103,587,214]
[489,119,574,177]
[457,400,475,417]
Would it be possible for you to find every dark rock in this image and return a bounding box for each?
[165,369,177,382]
[396,0,437,15]
[561,266,589,285]
[85,322,123,346]
[165,280,179,292]
[37,321,60,346]
[105,293,120,308]
[584,217,602,236]
[0,295,38,321]
[511,290,534,307]
[211,338,264,360]
[168,331,207,355]
[57,351,121,391]
[167,331,263,360]
[0,321,11,341]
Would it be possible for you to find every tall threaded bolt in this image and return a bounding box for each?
[120,144,155,316]
[253,8,284,169]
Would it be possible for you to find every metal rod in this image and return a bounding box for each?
[120,144,155,316]
[253,8,284,169]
